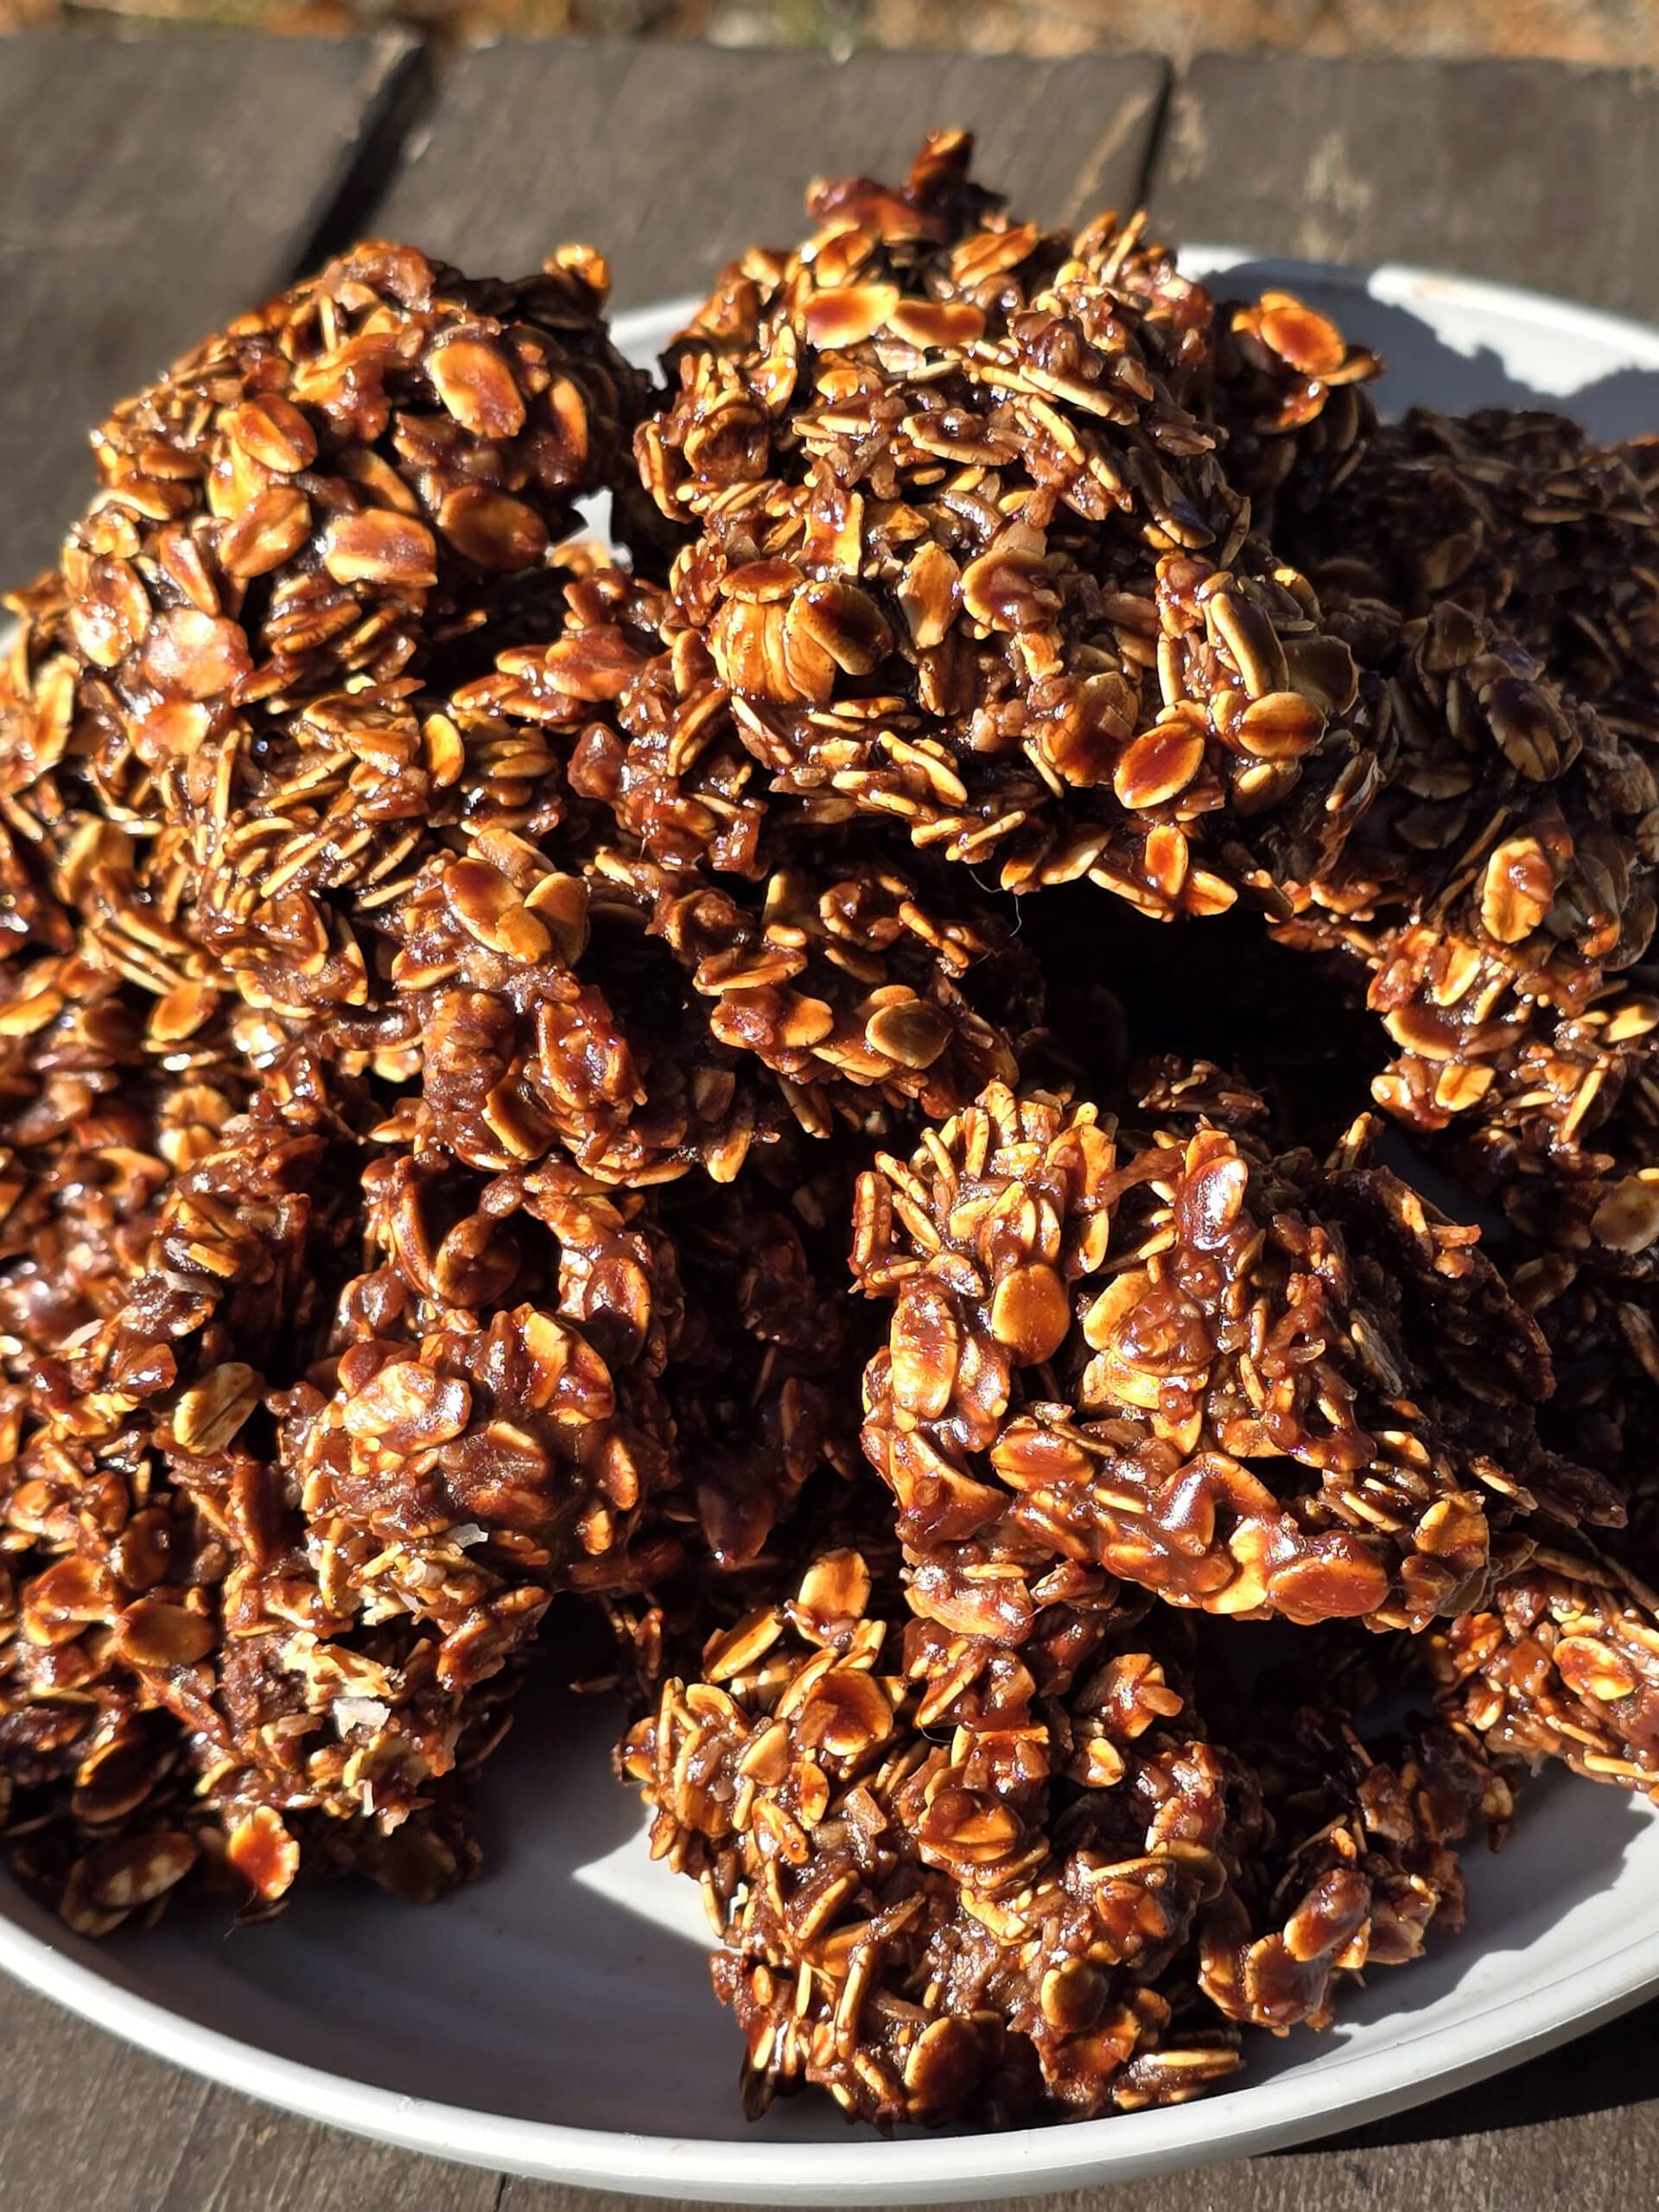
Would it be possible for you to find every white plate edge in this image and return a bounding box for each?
[3,1891,1658,2202]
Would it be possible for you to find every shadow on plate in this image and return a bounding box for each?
[1264,1773,1654,2148]
[1210,257,1659,439]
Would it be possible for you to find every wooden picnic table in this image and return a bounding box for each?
[0,28,1656,2210]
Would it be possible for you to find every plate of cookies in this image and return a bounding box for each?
[3,130,1659,2202]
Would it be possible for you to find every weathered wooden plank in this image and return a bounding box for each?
[0,1975,499,2212]
[155,2084,500,2212]
[0,26,421,591]
[0,1977,214,2212]
[1149,55,1659,321]
[370,41,1168,308]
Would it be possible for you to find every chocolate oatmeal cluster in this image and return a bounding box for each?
[3,131,1658,2135]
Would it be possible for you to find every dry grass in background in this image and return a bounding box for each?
[2,0,1657,65]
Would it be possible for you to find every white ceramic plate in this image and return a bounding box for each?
[6,259,1659,2206]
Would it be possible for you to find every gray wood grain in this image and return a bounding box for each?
[1149,54,1659,321]
[370,40,1168,307]
[0,1977,499,2212]
[0,26,419,591]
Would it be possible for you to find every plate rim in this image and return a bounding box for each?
[5,1817,1658,2202]
[7,251,1659,2203]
